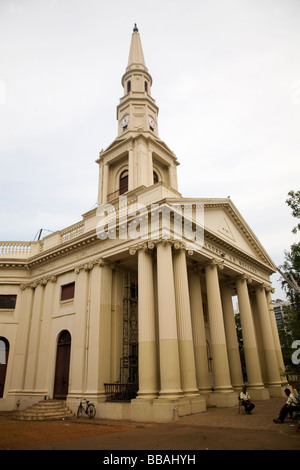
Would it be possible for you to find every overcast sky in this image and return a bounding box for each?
[1,0,300,300]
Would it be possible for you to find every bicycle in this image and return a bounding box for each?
[77,399,96,419]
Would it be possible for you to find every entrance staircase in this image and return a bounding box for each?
[14,399,74,421]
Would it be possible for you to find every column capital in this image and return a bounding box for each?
[187,262,203,274]
[20,274,57,290]
[254,282,268,292]
[204,258,224,271]
[235,274,252,284]
[74,257,113,274]
[129,241,156,256]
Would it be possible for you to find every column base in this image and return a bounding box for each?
[266,384,286,398]
[130,396,206,422]
[206,391,238,408]
[246,387,270,401]
[136,391,159,400]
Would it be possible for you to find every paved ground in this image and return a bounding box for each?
[1,397,299,456]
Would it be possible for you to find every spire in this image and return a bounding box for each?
[118,25,157,137]
[126,23,148,73]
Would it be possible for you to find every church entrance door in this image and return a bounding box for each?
[53,330,71,400]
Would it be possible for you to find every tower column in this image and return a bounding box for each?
[204,261,233,396]
[128,149,135,191]
[254,284,282,396]
[188,268,211,393]
[102,163,109,204]
[173,246,199,397]
[235,276,269,400]
[136,243,158,399]
[220,282,244,390]
[156,241,182,399]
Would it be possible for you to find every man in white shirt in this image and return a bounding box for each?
[239,386,255,414]
[273,388,299,423]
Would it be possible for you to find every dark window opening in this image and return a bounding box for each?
[61,282,75,302]
[58,330,71,344]
[119,170,129,195]
[144,81,148,92]
[153,171,159,184]
[0,295,17,309]
[127,81,131,93]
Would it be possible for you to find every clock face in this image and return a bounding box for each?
[148,116,156,130]
[121,114,130,128]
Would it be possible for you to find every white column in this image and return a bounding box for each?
[23,282,45,392]
[68,267,90,396]
[235,276,265,392]
[137,244,158,398]
[188,268,211,393]
[266,289,286,380]
[220,282,244,390]
[35,277,56,394]
[156,241,182,399]
[86,261,112,399]
[204,261,233,392]
[9,286,34,393]
[255,284,282,395]
[173,246,199,397]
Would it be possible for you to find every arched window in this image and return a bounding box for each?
[0,337,9,398]
[153,171,159,184]
[127,81,131,93]
[58,330,71,345]
[119,170,128,195]
[144,81,148,92]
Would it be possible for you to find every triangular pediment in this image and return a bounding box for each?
[203,199,276,269]
[165,197,276,271]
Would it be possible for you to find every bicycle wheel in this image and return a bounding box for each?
[77,404,84,418]
[87,404,96,419]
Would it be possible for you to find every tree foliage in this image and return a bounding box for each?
[286,190,300,234]
[278,190,300,375]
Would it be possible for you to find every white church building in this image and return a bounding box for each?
[0,25,285,422]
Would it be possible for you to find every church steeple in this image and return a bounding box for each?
[97,25,179,206]
[117,24,159,136]
[126,24,148,73]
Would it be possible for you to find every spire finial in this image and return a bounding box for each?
[133,23,138,32]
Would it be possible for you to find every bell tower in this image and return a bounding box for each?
[96,25,180,205]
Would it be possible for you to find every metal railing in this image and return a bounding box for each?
[104,383,138,402]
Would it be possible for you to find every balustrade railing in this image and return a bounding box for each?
[61,222,84,243]
[0,242,31,256]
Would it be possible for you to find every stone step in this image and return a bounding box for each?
[14,399,75,421]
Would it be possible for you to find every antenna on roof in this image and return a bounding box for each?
[34,228,54,241]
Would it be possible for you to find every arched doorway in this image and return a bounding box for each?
[0,337,9,398]
[53,330,71,400]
